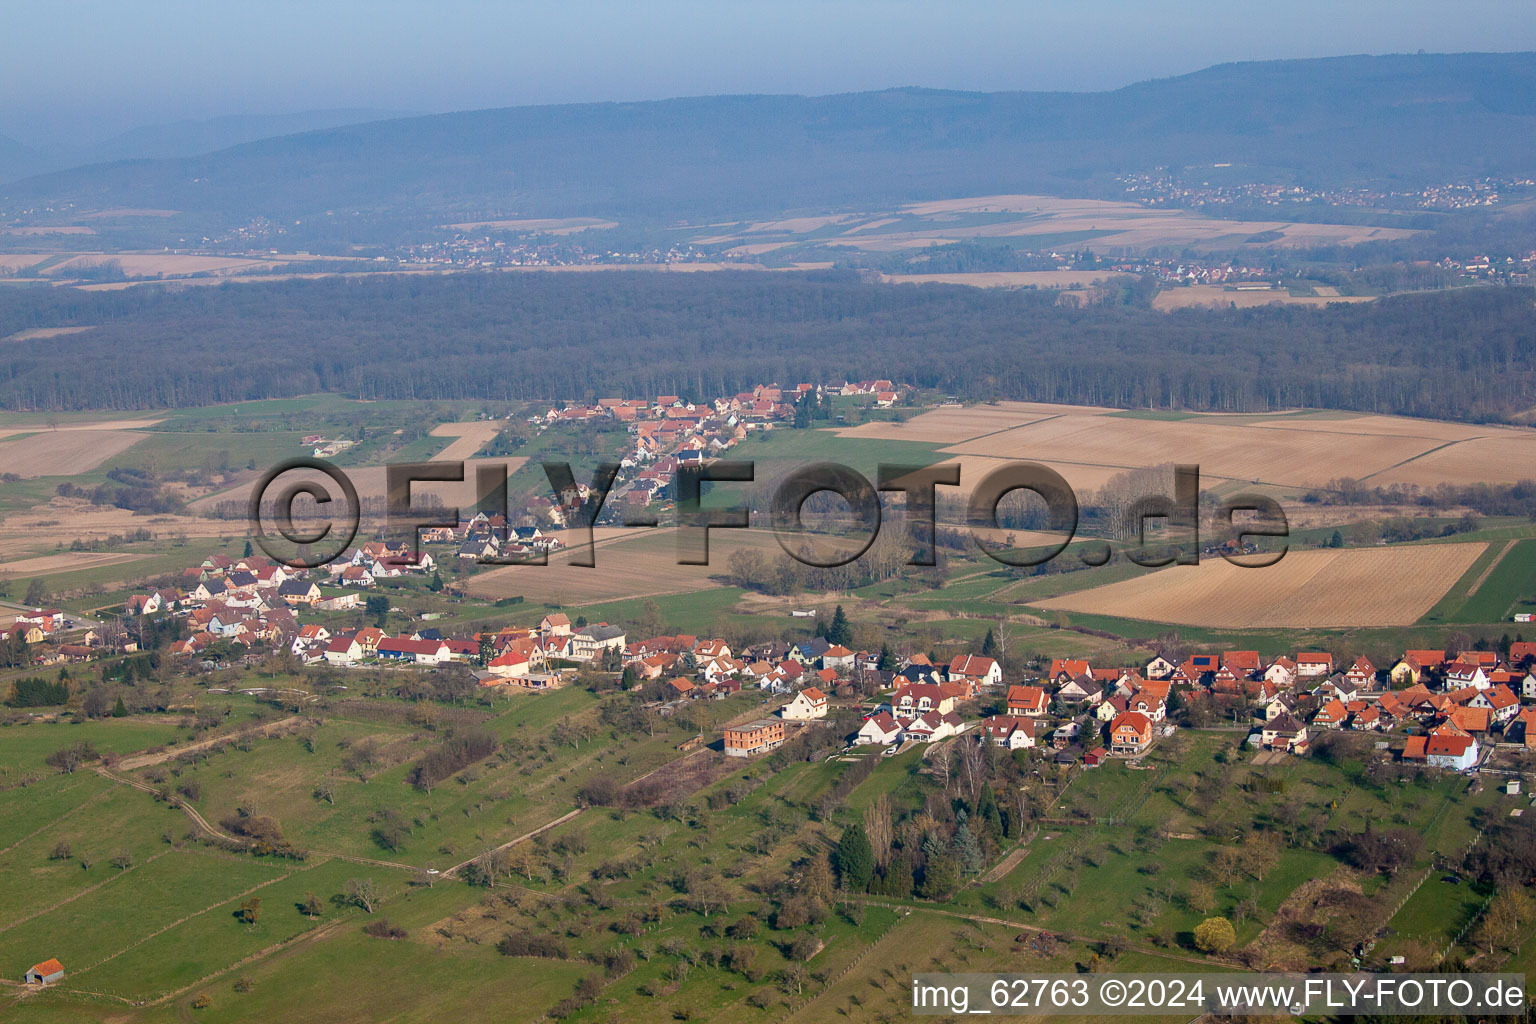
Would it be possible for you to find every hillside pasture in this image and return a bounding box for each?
[1032,542,1485,628]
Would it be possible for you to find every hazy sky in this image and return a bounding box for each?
[4,0,1534,145]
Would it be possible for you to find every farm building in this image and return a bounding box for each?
[25,958,64,985]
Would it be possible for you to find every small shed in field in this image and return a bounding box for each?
[25,958,64,985]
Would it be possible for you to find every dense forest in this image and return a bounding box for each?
[0,272,1532,422]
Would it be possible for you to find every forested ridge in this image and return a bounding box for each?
[5,54,1534,239]
[0,272,1532,422]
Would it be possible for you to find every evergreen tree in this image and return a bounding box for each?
[243,540,254,558]
[834,823,875,892]
[953,822,983,873]
[828,605,853,647]
[977,785,1003,841]
[921,852,962,900]
[981,628,998,659]
[111,695,127,718]
[885,855,916,898]
[428,569,444,593]
[365,595,390,628]
[877,643,897,671]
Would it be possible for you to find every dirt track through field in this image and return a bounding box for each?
[113,715,305,771]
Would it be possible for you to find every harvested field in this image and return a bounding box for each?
[1369,433,1536,487]
[834,402,1530,492]
[880,270,1133,289]
[1243,413,1493,442]
[446,217,617,234]
[1,325,100,343]
[0,428,147,477]
[41,253,294,278]
[691,194,1418,255]
[194,456,531,534]
[834,401,1112,444]
[0,551,148,577]
[941,413,1439,489]
[429,421,502,462]
[466,527,783,605]
[1033,542,1486,628]
[0,225,93,235]
[1153,285,1377,311]
[0,417,164,438]
[0,500,239,560]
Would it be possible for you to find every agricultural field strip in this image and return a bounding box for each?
[135,917,352,1007]
[0,551,149,577]
[0,849,173,937]
[0,778,108,859]
[1464,539,1517,596]
[69,861,304,977]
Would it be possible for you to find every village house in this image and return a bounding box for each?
[975,715,1037,750]
[1467,683,1520,723]
[1391,649,1446,686]
[1311,698,1348,729]
[1109,711,1154,755]
[822,644,856,672]
[947,654,1001,690]
[724,719,786,757]
[1403,732,1480,771]
[1444,660,1490,690]
[781,686,828,720]
[1261,713,1309,754]
[902,710,963,743]
[569,624,626,661]
[1296,652,1334,680]
[888,682,961,720]
[1056,674,1104,705]
[1262,656,1298,689]
[855,711,905,746]
[1005,684,1049,717]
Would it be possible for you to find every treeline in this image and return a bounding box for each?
[1304,478,1536,516]
[406,728,498,792]
[5,676,70,707]
[1,273,1535,422]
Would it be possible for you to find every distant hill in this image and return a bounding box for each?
[3,53,1533,237]
[0,108,410,184]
